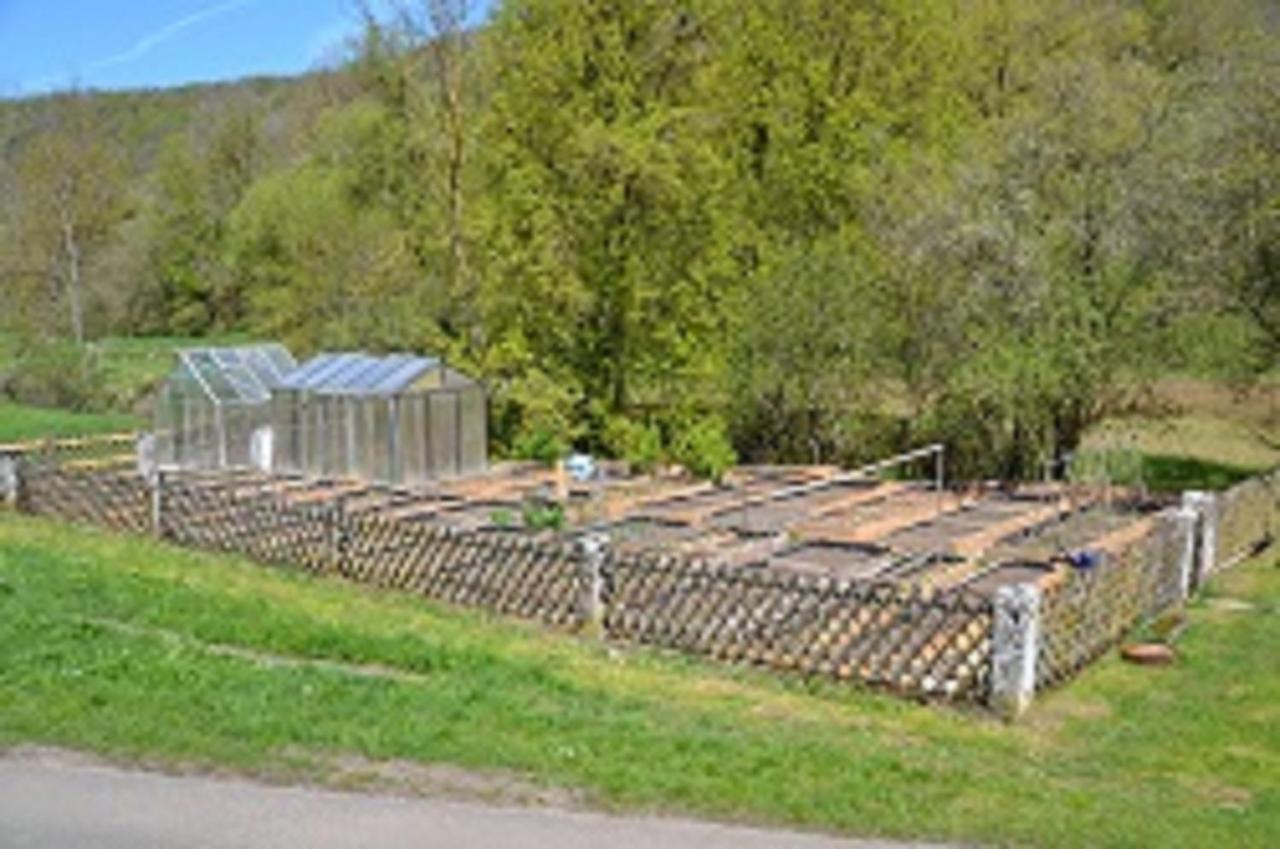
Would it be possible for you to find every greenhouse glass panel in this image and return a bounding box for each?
[262,350,486,487]
[152,344,296,471]
[398,395,431,488]
[429,391,460,480]
[459,384,487,477]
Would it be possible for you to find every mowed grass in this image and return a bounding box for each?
[0,401,140,444]
[1,515,1277,848]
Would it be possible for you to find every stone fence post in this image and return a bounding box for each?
[150,470,166,538]
[1171,506,1199,602]
[576,532,610,635]
[135,433,167,539]
[1182,491,1218,589]
[0,451,20,509]
[991,583,1042,720]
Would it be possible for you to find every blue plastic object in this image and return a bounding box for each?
[565,453,597,482]
[1067,550,1103,571]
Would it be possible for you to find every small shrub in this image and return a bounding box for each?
[522,499,566,532]
[672,415,737,483]
[4,341,109,412]
[511,426,569,467]
[604,416,664,473]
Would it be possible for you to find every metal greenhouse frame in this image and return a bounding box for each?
[270,352,487,486]
[153,344,297,471]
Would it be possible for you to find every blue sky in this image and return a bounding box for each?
[0,1,492,98]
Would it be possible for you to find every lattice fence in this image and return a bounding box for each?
[18,436,1275,711]
[18,459,151,535]
[159,472,585,626]
[1214,470,1278,570]
[6,454,997,703]
[338,517,583,625]
[1035,512,1186,689]
[160,473,336,573]
[604,555,994,701]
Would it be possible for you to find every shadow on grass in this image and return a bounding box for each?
[1141,453,1261,493]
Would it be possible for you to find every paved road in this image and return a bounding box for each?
[0,755,943,849]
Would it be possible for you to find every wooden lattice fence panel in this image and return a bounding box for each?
[603,555,994,701]
[1036,514,1185,689]
[1214,470,1278,570]
[19,462,150,535]
[339,518,583,626]
[155,475,586,625]
[159,474,336,573]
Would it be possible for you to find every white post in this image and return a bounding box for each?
[0,452,18,508]
[576,532,609,634]
[151,469,165,538]
[136,433,157,482]
[992,583,1042,719]
[1173,506,1199,601]
[1183,491,1218,587]
[935,445,944,513]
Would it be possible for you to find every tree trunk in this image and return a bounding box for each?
[427,0,471,339]
[58,192,85,346]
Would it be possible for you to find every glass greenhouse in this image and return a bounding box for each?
[270,352,487,486]
[153,344,298,470]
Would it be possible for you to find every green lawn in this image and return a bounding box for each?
[0,332,248,418]
[1,515,1276,848]
[86,334,247,409]
[0,402,140,444]
[0,333,249,442]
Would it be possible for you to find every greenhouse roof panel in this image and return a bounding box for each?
[371,356,439,393]
[176,344,298,406]
[280,352,442,396]
[278,353,351,390]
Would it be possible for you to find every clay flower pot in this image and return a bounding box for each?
[1121,643,1176,665]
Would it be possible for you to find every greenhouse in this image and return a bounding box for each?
[270,352,487,486]
[153,344,298,470]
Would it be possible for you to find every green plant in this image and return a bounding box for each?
[671,415,737,483]
[3,340,109,412]
[604,416,664,473]
[511,426,569,467]
[521,499,565,532]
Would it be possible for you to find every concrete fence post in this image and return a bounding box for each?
[1172,506,1199,602]
[136,432,156,482]
[992,583,1042,720]
[150,470,165,539]
[576,532,609,635]
[1182,491,1218,588]
[328,501,348,576]
[0,451,19,509]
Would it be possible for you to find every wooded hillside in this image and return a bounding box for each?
[2,0,1276,478]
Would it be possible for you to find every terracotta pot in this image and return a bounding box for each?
[1121,643,1176,665]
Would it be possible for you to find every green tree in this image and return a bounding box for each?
[479,0,734,448]
[11,95,129,344]
[727,244,895,464]
[225,158,423,352]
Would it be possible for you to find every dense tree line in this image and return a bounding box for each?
[1,0,1277,477]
